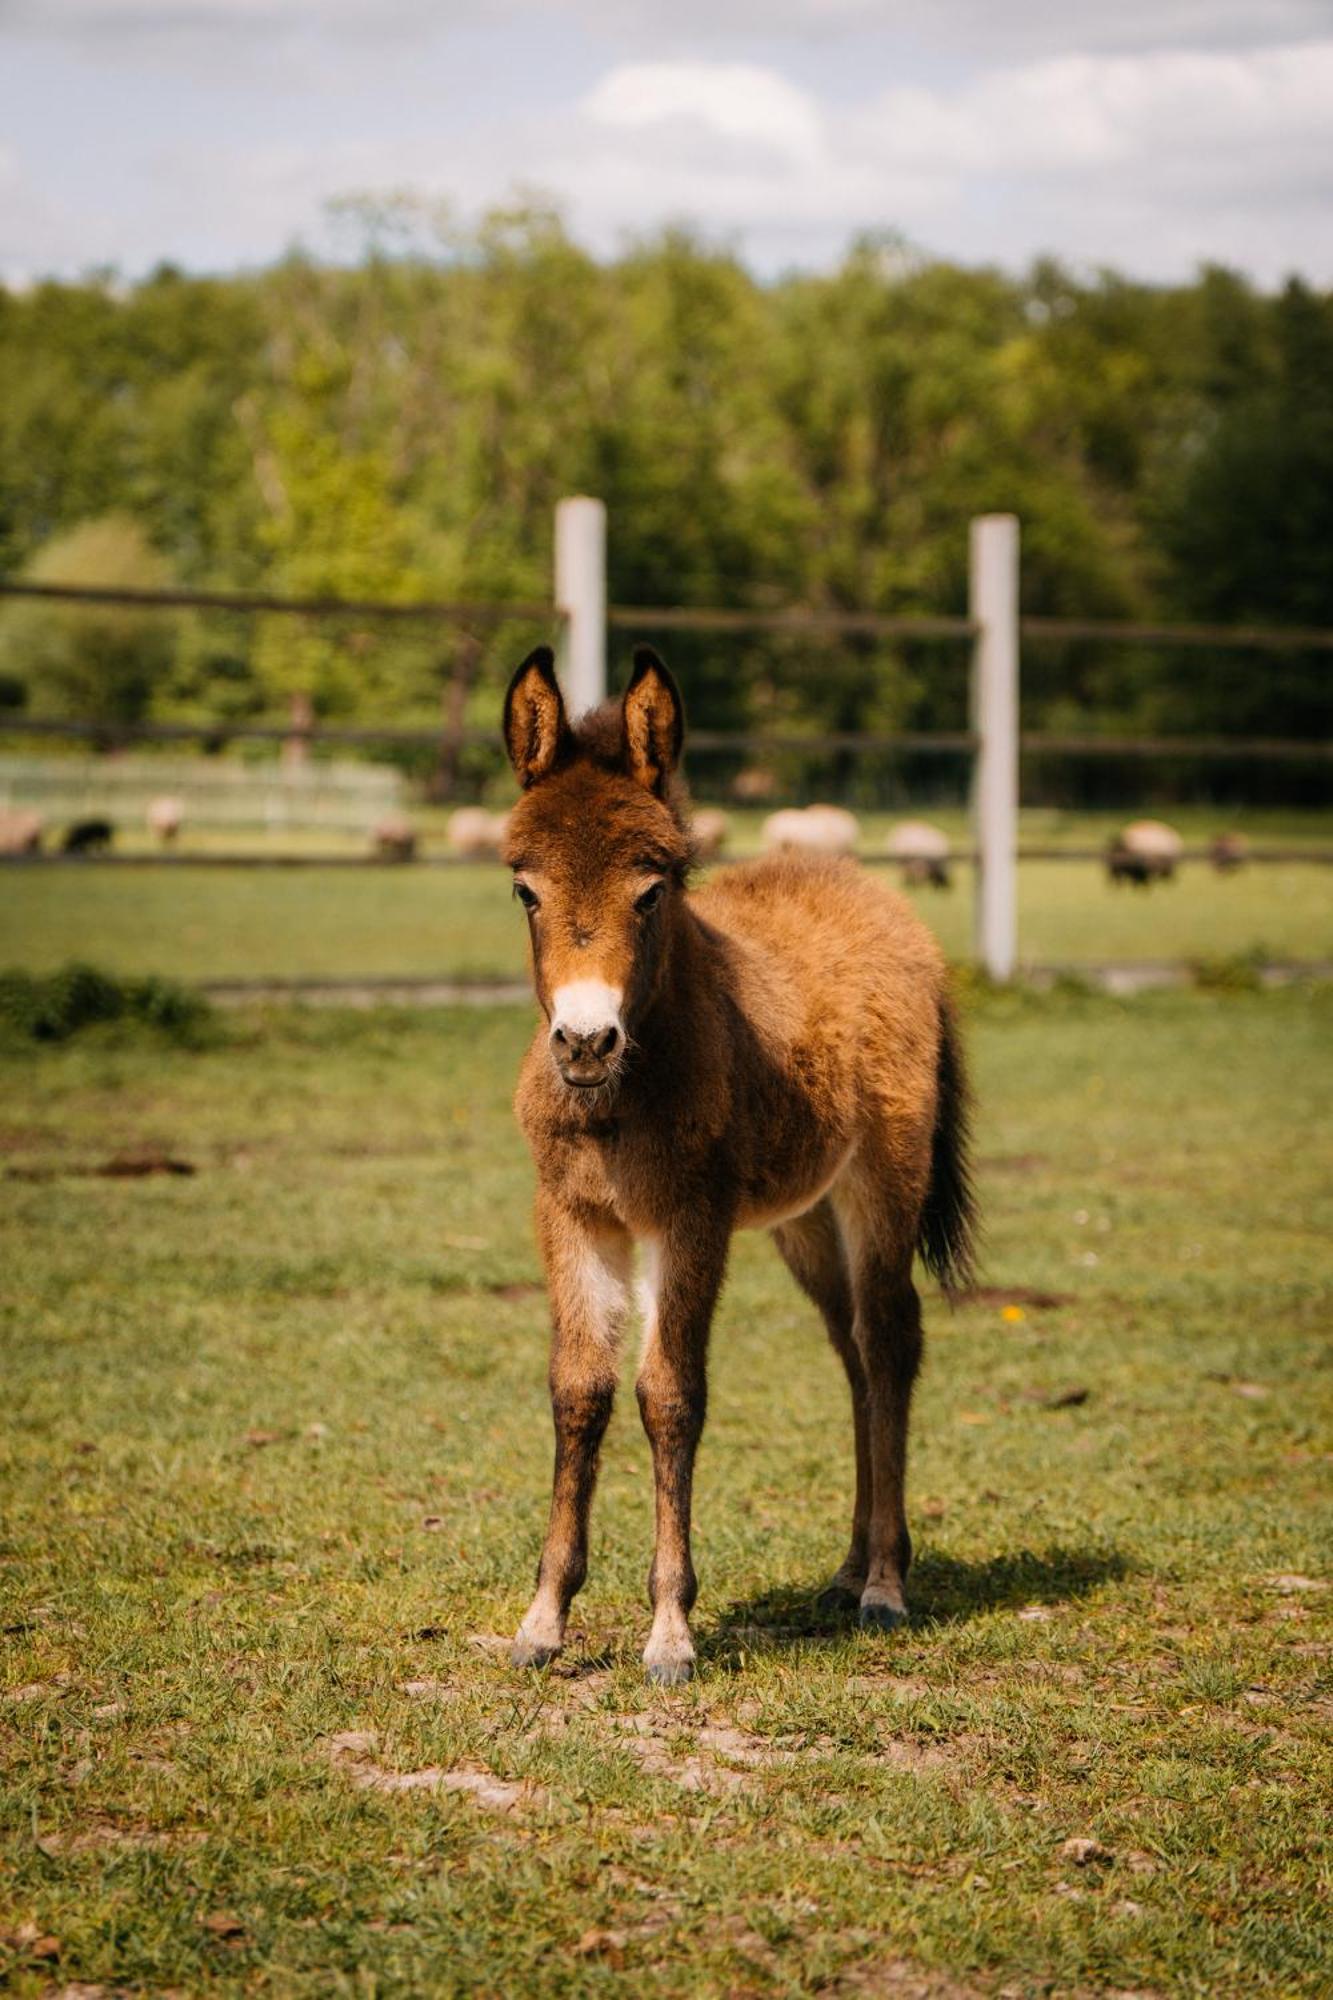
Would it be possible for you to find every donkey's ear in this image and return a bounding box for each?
[503,646,570,788]
[622,646,684,796]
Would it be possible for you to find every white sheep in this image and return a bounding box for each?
[147,795,184,844]
[0,810,43,856]
[691,808,731,862]
[372,812,418,862]
[761,805,860,857]
[446,807,509,860]
[1209,832,1249,874]
[1106,819,1184,887]
[885,820,952,889]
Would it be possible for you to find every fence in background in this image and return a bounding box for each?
[0,753,403,834]
[3,499,1331,981]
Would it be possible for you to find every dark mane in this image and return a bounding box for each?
[569,699,694,844]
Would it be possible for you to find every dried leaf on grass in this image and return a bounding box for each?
[200,1910,247,1943]
[4,1675,71,1703]
[575,1928,626,1967]
[1061,1836,1114,1866]
[3,1921,60,1958]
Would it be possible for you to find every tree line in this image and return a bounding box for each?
[0,203,1329,793]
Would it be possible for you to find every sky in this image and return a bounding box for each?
[2,1,1332,289]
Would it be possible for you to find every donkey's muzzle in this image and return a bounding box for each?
[551,1020,623,1087]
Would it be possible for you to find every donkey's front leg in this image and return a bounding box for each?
[512,1199,631,1669]
[635,1225,729,1685]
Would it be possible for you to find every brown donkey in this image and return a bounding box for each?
[502,645,975,1683]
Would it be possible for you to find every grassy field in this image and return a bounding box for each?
[2,986,1330,1996]
[4,848,1332,983]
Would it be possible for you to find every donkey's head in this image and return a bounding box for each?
[502,644,690,1093]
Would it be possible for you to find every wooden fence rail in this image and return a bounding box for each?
[5,515,1332,977]
[0,579,556,625]
[3,716,1328,762]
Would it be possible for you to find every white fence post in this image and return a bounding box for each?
[554,496,606,717]
[969,514,1020,982]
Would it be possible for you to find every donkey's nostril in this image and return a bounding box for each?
[549,983,625,1079]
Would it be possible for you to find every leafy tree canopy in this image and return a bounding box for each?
[0,210,1328,759]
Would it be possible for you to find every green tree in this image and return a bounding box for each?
[0,515,179,723]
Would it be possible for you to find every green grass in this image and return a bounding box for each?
[2,987,1331,1995]
[4,847,1331,982]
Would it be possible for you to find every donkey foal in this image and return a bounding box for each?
[501,646,975,1684]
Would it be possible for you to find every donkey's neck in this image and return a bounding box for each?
[627,896,734,1087]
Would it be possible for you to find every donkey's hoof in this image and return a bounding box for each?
[510,1635,559,1669]
[645,1657,694,1687]
[858,1599,909,1633]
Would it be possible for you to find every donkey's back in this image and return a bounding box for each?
[697,848,950,1077]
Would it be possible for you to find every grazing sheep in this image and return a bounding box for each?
[761,805,860,857]
[372,812,418,862]
[1209,832,1249,874]
[147,795,184,844]
[446,807,509,860]
[886,819,952,889]
[731,766,777,804]
[62,817,114,856]
[0,810,43,856]
[691,807,730,861]
[1106,818,1183,887]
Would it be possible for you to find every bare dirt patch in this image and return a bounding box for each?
[607,1712,959,1794]
[326,1729,538,1810]
[34,1820,201,1857]
[828,1956,992,1997]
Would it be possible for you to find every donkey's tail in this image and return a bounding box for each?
[917,991,977,1298]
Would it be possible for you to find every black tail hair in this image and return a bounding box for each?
[917,992,977,1297]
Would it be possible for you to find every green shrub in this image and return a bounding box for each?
[0,962,215,1045]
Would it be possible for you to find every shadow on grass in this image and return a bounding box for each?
[706,1543,1130,1653]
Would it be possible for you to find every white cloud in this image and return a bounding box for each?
[569,42,1333,275]
[863,42,1333,180]
[0,144,96,285]
[2,11,1331,283]
[584,61,822,165]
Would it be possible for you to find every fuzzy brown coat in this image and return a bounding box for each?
[501,645,974,1683]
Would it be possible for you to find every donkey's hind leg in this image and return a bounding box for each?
[772,1201,869,1611]
[833,1186,924,1631]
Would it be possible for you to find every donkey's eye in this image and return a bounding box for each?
[513,881,540,913]
[635,880,665,914]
